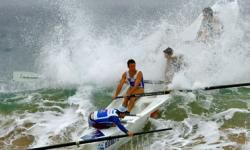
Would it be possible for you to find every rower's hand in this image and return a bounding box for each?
[112,96,116,100]
[127,131,134,137]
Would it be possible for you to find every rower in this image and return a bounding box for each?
[112,59,144,114]
[88,108,134,136]
[163,47,185,84]
[196,7,223,42]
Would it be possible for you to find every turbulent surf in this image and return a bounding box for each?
[0,0,250,149]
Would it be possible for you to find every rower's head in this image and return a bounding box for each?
[116,109,127,118]
[163,47,173,58]
[127,59,136,72]
[203,7,213,19]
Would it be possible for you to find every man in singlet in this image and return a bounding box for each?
[112,59,144,113]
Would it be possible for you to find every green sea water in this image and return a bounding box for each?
[0,88,76,115]
[0,86,249,149]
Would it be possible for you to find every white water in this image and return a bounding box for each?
[149,115,249,150]
[37,0,250,89]
[32,0,250,149]
[0,85,96,148]
[1,0,249,149]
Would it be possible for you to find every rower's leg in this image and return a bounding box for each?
[122,89,130,107]
[93,123,112,129]
[122,97,129,107]
[127,88,144,112]
[127,97,136,112]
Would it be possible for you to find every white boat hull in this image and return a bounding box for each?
[80,91,170,150]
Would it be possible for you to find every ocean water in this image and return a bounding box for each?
[0,0,250,149]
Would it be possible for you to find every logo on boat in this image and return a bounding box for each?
[97,138,119,150]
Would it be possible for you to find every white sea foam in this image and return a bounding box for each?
[211,108,250,120]
[8,0,249,149]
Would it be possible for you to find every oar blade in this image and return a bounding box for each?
[13,71,40,82]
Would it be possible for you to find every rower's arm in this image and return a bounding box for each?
[197,31,202,39]
[111,116,128,134]
[196,22,203,39]
[177,54,187,69]
[196,20,207,40]
[113,73,126,99]
[127,71,143,95]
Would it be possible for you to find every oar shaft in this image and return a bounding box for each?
[204,83,250,90]
[144,80,168,84]
[115,91,171,99]
[28,128,172,150]
[114,82,250,99]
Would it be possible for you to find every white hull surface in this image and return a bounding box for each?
[80,88,169,150]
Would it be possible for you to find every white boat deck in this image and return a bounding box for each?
[81,85,170,150]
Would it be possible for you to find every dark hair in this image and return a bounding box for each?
[127,59,136,67]
[203,7,213,17]
[163,47,173,54]
[116,109,125,115]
